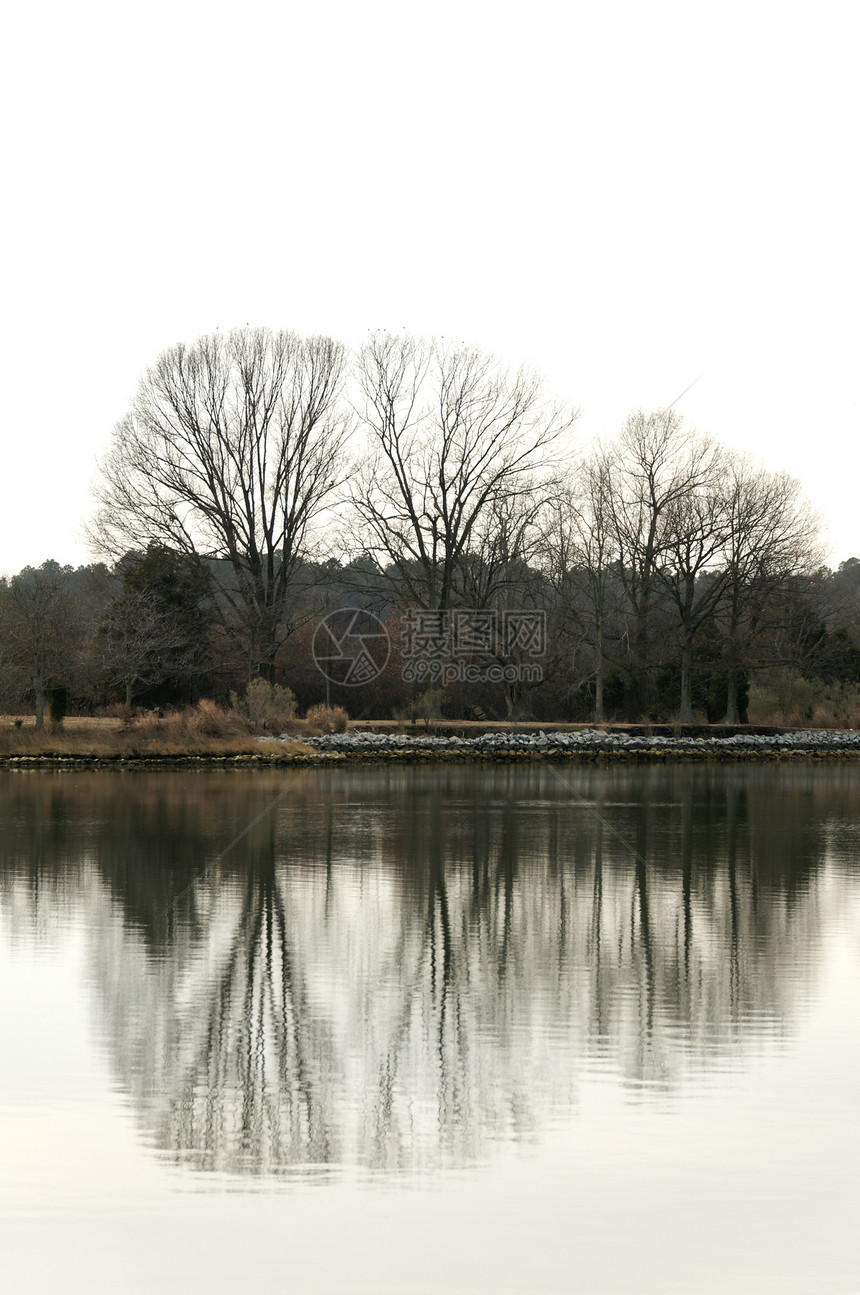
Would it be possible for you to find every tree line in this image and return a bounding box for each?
[2,326,859,727]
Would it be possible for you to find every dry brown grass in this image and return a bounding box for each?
[0,702,315,759]
[304,703,349,734]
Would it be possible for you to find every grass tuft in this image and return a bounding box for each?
[304,703,349,734]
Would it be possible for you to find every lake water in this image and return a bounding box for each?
[1,763,859,1294]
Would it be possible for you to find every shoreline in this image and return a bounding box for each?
[3,737,860,770]
[3,720,860,769]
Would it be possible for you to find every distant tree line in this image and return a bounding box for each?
[2,326,859,726]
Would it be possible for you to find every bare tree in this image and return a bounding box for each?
[657,444,729,722]
[91,328,349,680]
[97,545,214,708]
[98,586,190,708]
[457,478,547,611]
[0,622,24,714]
[717,459,823,720]
[2,562,81,729]
[604,410,719,716]
[351,332,576,611]
[541,451,621,723]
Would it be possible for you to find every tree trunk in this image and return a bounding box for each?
[725,668,740,725]
[34,679,45,732]
[678,637,694,724]
[594,643,605,724]
[258,658,276,685]
[634,591,653,717]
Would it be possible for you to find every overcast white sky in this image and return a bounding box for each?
[2,0,857,577]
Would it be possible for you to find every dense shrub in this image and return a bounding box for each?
[233,678,297,731]
[304,703,349,733]
[748,671,860,728]
[49,685,69,730]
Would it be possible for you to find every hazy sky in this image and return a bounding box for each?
[2,0,857,577]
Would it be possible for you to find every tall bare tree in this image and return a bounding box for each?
[351,332,575,611]
[717,459,822,721]
[541,451,621,723]
[657,444,729,722]
[604,410,719,716]
[91,328,349,679]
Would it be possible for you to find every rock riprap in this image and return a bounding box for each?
[262,729,860,758]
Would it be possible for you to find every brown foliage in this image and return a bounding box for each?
[304,703,349,733]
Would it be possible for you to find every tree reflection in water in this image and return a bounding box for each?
[1,764,856,1179]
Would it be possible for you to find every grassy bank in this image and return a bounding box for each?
[0,705,315,765]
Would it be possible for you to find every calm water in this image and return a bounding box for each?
[1,763,859,1293]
